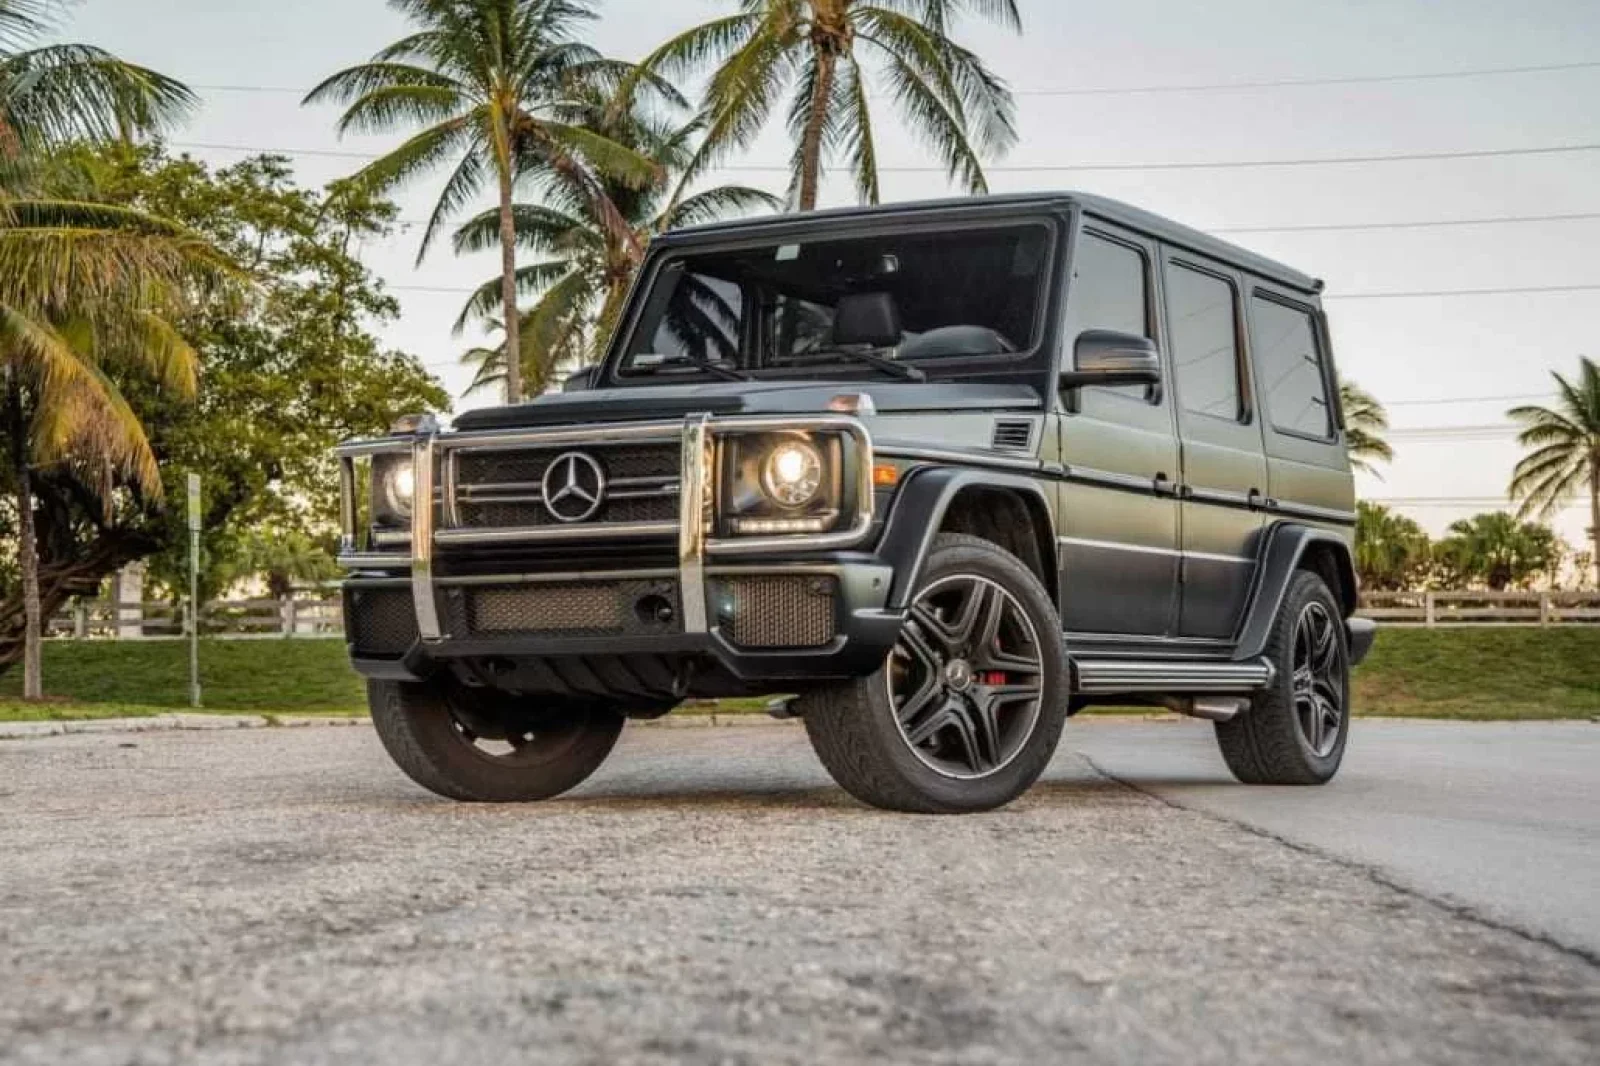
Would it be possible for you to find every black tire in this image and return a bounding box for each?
[368,679,623,802]
[1215,570,1350,785]
[799,533,1069,813]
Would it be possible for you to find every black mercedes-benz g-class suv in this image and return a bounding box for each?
[336,192,1375,813]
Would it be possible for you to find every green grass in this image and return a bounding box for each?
[0,639,366,717]
[1351,627,1600,720]
[3,628,1598,723]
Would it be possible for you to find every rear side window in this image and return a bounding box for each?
[1073,232,1151,401]
[1250,294,1332,439]
[1166,262,1243,422]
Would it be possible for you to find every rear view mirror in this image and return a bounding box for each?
[562,365,600,392]
[1061,330,1162,388]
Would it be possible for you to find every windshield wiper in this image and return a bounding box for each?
[804,346,926,382]
[635,353,750,381]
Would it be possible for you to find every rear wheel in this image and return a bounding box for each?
[368,679,623,802]
[799,533,1069,813]
[1215,570,1350,784]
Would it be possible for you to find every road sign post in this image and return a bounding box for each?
[187,473,201,708]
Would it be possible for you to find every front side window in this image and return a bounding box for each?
[1073,231,1151,401]
[615,223,1051,383]
[1166,262,1243,422]
[1250,294,1332,439]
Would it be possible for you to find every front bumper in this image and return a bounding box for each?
[336,413,900,696]
[342,558,902,692]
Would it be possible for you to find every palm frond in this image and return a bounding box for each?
[1,43,196,147]
[451,258,577,333]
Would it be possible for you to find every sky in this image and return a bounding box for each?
[53,0,1600,548]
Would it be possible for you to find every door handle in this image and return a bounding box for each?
[1247,488,1277,510]
[1153,472,1174,496]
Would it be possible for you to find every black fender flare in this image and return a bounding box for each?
[1233,522,1360,662]
[876,466,1057,609]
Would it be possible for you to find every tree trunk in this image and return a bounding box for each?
[1590,463,1599,590]
[9,376,41,699]
[496,161,523,404]
[796,50,838,212]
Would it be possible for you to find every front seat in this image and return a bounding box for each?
[830,292,902,348]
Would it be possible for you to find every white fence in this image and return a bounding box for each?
[1358,590,1600,626]
[48,597,344,640]
[44,589,1600,639]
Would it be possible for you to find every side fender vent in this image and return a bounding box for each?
[990,418,1037,453]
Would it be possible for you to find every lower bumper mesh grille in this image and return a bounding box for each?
[715,576,838,648]
[443,580,683,639]
[346,586,418,657]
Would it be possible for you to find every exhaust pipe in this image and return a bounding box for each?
[1160,696,1248,722]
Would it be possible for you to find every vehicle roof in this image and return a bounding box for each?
[662,191,1322,294]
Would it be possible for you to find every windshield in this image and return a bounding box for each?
[613,221,1051,383]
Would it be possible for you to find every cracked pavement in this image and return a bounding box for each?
[1,719,1596,1065]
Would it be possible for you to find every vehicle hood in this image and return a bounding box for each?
[451,380,1043,431]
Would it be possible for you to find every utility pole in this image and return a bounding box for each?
[188,473,201,708]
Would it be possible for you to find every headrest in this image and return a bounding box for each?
[831,292,901,348]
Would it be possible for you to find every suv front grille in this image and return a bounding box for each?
[452,442,679,531]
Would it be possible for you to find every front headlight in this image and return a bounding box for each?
[761,439,824,508]
[721,432,843,535]
[372,454,415,525]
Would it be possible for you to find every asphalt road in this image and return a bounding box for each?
[1071,719,1600,959]
[1,719,1596,1066]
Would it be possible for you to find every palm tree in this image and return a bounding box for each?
[632,0,1021,210]
[0,190,230,699]
[0,2,217,699]
[1353,501,1430,591]
[1340,379,1393,476]
[454,91,779,396]
[1433,512,1562,591]
[305,0,662,404]
[1509,356,1600,587]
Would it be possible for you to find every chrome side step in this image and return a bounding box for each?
[1073,658,1274,695]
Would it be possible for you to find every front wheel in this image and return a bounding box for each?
[1214,570,1350,785]
[368,679,623,802]
[799,533,1070,813]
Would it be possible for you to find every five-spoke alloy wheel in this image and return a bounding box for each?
[1215,570,1351,785]
[891,574,1045,779]
[801,533,1069,813]
[1290,600,1346,759]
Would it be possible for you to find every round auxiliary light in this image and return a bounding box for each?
[380,459,416,517]
[761,439,824,509]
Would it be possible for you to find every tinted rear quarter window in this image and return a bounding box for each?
[1250,294,1332,439]
[1166,262,1243,422]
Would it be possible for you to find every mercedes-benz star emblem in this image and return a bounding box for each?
[541,451,606,523]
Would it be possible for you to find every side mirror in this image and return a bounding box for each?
[562,365,600,392]
[1061,330,1162,388]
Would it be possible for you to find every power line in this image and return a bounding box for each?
[191,59,1600,100]
[1211,211,1600,235]
[168,139,1600,173]
[1383,392,1555,407]
[1009,59,1600,97]
[1331,281,1600,299]
[1385,425,1518,440]
[1364,496,1586,509]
